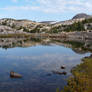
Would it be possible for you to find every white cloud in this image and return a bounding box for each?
[0,6,40,11]
[36,0,92,13]
[1,0,92,13]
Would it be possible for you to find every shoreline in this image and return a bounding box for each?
[62,54,92,92]
[0,31,92,39]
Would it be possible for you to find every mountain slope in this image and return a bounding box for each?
[72,13,91,19]
[0,13,92,34]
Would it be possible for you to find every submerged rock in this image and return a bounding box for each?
[61,71,67,75]
[90,54,92,58]
[61,65,66,69]
[52,71,67,75]
[46,73,52,76]
[10,71,22,78]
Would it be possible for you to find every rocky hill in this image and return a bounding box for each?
[52,13,91,26]
[72,13,91,19]
[0,13,92,34]
[0,18,50,34]
[49,13,92,33]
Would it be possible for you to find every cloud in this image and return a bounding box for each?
[0,6,40,11]
[1,0,92,13]
[36,0,92,13]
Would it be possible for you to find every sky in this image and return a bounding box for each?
[0,0,92,22]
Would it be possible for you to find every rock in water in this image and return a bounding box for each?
[62,71,67,75]
[52,71,67,75]
[10,71,22,78]
[61,65,66,69]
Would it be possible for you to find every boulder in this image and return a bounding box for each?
[52,71,67,75]
[61,65,66,69]
[10,71,22,78]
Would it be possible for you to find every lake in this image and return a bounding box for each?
[0,38,91,92]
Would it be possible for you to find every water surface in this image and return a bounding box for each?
[0,39,90,92]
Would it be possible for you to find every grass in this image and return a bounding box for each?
[62,56,92,92]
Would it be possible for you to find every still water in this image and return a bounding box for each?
[0,39,90,92]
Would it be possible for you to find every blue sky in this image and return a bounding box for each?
[0,0,92,22]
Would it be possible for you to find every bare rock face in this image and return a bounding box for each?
[0,25,16,34]
[0,18,47,33]
[72,13,91,19]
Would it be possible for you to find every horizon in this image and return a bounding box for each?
[0,12,91,22]
[0,0,92,22]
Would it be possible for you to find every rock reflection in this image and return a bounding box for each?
[0,38,92,54]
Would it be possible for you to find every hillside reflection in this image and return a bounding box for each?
[0,38,92,54]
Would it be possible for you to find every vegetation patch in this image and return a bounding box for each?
[61,56,92,92]
[63,41,84,48]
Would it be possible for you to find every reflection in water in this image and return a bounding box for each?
[0,38,92,52]
[0,38,91,92]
